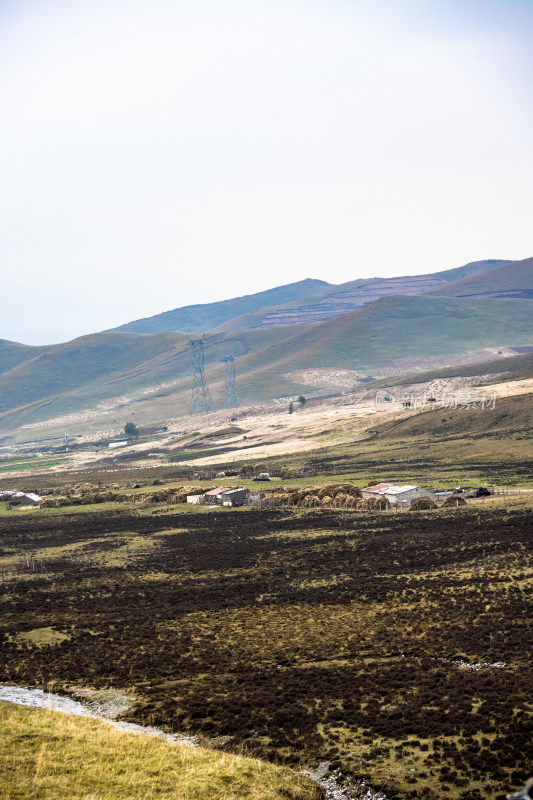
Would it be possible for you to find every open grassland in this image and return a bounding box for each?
[178,391,533,487]
[2,388,531,496]
[366,352,533,390]
[0,503,531,800]
[0,457,65,473]
[0,702,318,800]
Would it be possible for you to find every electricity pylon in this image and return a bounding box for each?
[221,355,239,409]
[190,338,213,415]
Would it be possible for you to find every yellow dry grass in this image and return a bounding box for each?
[0,701,318,800]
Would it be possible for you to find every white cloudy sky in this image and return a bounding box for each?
[1,0,532,344]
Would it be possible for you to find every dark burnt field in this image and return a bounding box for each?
[0,505,531,799]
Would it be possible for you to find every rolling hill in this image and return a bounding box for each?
[107,259,514,335]
[429,258,512,282]
[251,260,513,329]
[371,391,533,442]
[365,351,533,389]
[109,278,331,334]
[0,339,48,375]
[2,295,533,434]
[424,256,533,299]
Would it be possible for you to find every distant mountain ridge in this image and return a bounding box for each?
[109,278,331,334]
[2,295,532,433]
[1,256,532,437]
[242,259,515,328]
[207,259,515,332]
[107,259,513,335]
[424,257,533,299]
[254,273,447,328]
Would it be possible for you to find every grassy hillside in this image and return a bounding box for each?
[318,259,512,297]
[109,260,514,336]
[0,324,310,430]
[426,256,533,298]
[366,351,533,389]
[430,258,513,283]
[0,332,191,415]
[158,392,533,488]
[233,295,533,375]
[1,296,533,433]
[0,339,47,375]
[216,262,514,331]
[205,297,533,407]
[210,292,333,333]
[370,392,533,442]
[0,702,318,800]
[109,279,331,334]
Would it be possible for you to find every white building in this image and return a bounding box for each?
[9,492,42,507]
[191,487,250,507]
[186,494,203,505]
[361,483,435,505]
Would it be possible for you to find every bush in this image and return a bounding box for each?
[124,422,139,439]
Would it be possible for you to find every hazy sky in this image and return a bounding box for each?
[1,0,532,345]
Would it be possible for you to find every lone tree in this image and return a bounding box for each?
[298,395,307,406]
[124,421,139,439]
[289,402,294,414]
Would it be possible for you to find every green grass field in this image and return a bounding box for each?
[0,459,64,473]
[0,702,318,800]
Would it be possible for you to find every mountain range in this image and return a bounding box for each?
[110,259,511,334]
[1,256,532,436]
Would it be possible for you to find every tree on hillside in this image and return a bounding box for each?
[124,422,139,439]
[289,402,294,414]
[298,395,307,406]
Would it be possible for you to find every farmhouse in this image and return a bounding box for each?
[220,488,248,507]
[361,483,435,505]
[203,487,232,505]
[9,492,42,507]
[197,487,249,507]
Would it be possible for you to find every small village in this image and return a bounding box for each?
[0,479,496,511]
